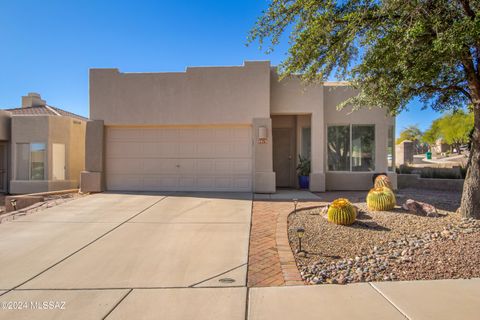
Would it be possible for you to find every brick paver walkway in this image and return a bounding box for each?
[247,201,285,287]
[247,200,319,287]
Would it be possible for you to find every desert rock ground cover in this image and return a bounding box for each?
[0,192,86,223]
[288,188,480,284]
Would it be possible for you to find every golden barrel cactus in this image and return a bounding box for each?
[374,174,392,189]
[327,198,357,225]
[367,187,396,211]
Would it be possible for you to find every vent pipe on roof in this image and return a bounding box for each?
[21,92,46,108]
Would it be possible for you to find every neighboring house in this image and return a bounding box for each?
[434,138,450,155]
[395,140,414,166]
[0,93,87,194]
[81,61,396,193]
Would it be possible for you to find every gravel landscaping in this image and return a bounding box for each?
[288,188,480,285]
[0,192,86,223]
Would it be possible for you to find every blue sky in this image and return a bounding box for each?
[0,0,444,136]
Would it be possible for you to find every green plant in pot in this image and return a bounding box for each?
[296,155,311,189]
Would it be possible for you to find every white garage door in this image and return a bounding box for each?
[105,127,253,192]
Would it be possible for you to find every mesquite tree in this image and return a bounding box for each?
[249,0,480,218]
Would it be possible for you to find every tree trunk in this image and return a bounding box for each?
[459,103,480,219]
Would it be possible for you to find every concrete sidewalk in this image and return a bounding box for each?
[249,279,480,320]
[1,279,479,319]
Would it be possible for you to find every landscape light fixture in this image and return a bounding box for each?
[293,198,298,213]
[296,227,305,253]
[10,199,17,211]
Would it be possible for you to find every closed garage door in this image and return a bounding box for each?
[105,127,253,192]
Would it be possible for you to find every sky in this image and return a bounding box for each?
[0,0,445,137]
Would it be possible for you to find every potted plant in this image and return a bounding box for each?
[296,155,311,189]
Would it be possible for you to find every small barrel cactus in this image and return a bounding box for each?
[374,174,393,189]
[327,198,357,225]
[367,187,396,211]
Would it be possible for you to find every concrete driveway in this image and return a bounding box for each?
[0,192,251,319]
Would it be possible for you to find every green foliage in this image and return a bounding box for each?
[248,0,479,114]
[296,154,311,176]
[423,110,474,147]
[437,110,474,146]
[327,198,357,225]
[422,119,442,146]
[366,187,396,211]
[396,125,422,144]
[248,0,480,217]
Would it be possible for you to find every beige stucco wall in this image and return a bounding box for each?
[81,120,105,193]
[86,61,396,193]
[252,118,275,193]
[0,111,11,141]
[323,85,396,190]
[68,118,86,186]
[270,70,326,191]
[9,115,86,194]
[87,62,275,193]
[90,61,271,125]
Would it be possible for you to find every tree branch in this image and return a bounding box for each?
[462,53,480,102]
[418,84,472,100]
[457,0,476,20]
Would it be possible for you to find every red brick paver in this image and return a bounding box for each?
[247,201,285,287]
[247,200,320,287]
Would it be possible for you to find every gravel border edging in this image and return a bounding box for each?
[0,192,87,223]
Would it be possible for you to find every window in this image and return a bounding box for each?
[301,127,311,159]
[387,125,394,171]
[352,125,375,172]
[327,125,375,172]
[327,126,350,171]
[16,143,46,180]
[16,144,30,180]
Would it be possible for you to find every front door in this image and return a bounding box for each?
[52,143,66,180]
[273,128,295,187]
[0,143,7,193]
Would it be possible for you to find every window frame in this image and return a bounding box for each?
[326,124,351,172]
[387,124,395,172]
[326,124,376,173]
[301,126,311,159]
[15,142,47,181]
[351,124,376,172]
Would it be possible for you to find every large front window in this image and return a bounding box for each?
[328,125,375,172]
[16,143,46,180]
[352,125,375,171]
[327,126,350,171]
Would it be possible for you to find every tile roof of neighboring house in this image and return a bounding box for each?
[4,105,88,121]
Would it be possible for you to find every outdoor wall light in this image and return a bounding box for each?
[296,227,305,253]
[258,126,268,144]
[293,198,298,213]
[10,199,17,211]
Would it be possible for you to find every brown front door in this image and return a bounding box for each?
[0,143,7,193]
[273,128,295,187]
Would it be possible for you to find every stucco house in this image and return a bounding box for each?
[0,93,87,194]
[81,61,396,193]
